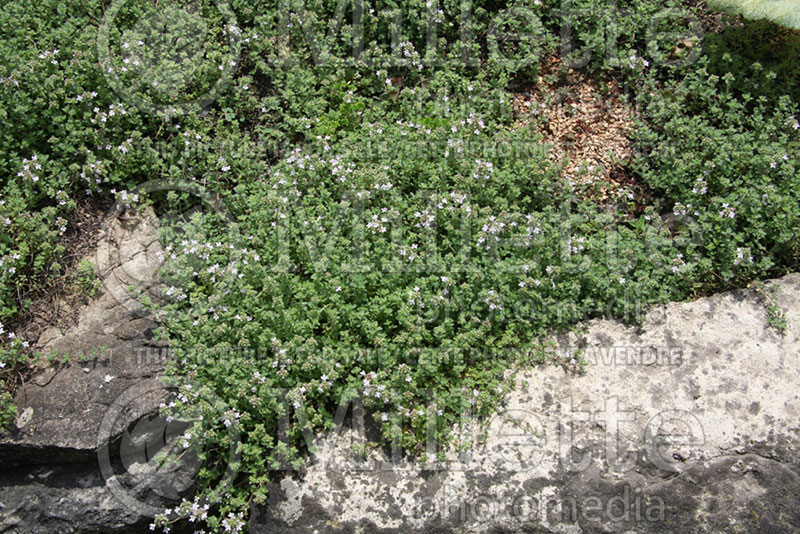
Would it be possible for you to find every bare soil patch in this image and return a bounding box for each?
[511,58,636,205]
[13,198,111,343]
[2,197,112,398]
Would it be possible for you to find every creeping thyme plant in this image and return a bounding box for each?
[1,0,798,531]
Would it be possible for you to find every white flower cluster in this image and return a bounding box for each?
[628,53,649,69]
[220,510,246,532]
[477,215,506,249]
[473,159,494,181]
[671,253,687,273]
[361,370,386,398]
[112,189,139,206]
[116,138,134,154]
[518,215,543,247]
[54,189,68,207]
[398,242,419,260]
[1,251,19,274]
[90,102,127,124]
[184,497,210,523]
[673,202,698,217]
[38,48,59,64]
[222,408,240,428]
[373,179,393,191]
[566,236,586,255]
[75,91,98,103]
[484,289,502,311]
[117,40,145,73]
[80,159,107,193]
[434,191,469,211]
[733,247,753,266]
[691,176,707,195]
[395,41,425,70]
[719,203,736,219]
[17,155,41,182]
[408,285,423,307]
[367,209,390,234]
[153,496,214,531]
[413,208,435,230]
[163,285,187,302]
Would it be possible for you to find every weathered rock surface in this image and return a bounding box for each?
[0,208,169,532]
[0,463,147,534]
[252,273,800,534]
[0,207,166,466]
[1,201,799,534]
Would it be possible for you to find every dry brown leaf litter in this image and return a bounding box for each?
[512,61,637,204]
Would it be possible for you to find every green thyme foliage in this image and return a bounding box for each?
[0,0,698,323]
[147,79,697,528]
[0,391,16,429]
[74,258,101,299]
[633,55,800,288]
[0,0,798,532]
[703,18,800,99]
[748,281,788,335]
